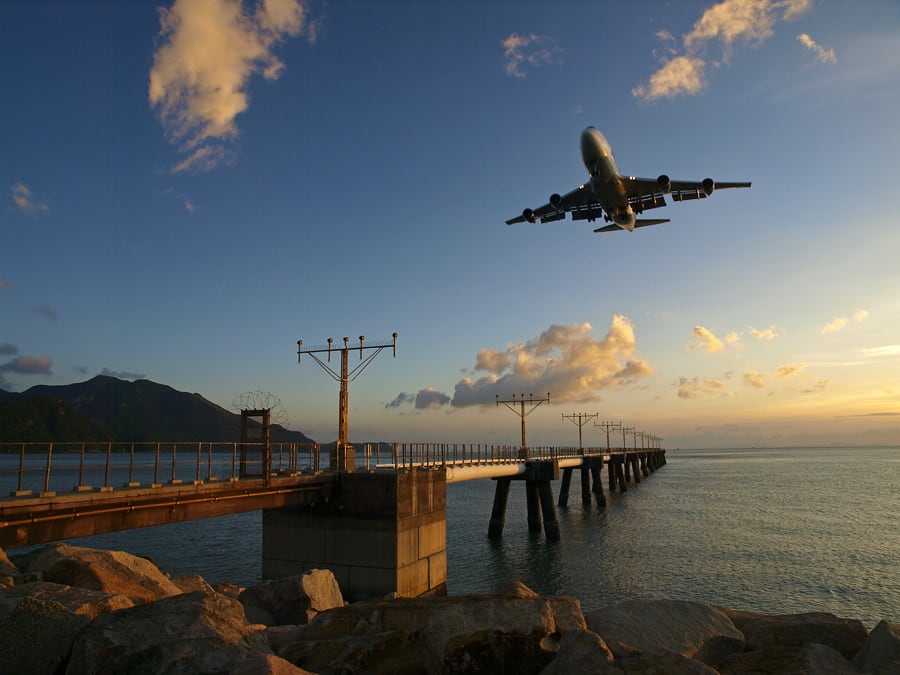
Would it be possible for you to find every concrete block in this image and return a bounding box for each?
[346,565,397,601]
[428,549,447,589]
[397,527,419,567]
[417,519,446,559]
[327,527,397,568]
[397,558,430,598]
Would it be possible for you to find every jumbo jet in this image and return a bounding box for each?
[505,126,751,233]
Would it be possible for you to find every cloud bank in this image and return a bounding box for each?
[391,317,653,411]
[634,0,814,101]
[149,0,312,173]
[502,32,563,78]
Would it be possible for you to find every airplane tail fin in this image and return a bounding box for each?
[593,218,670,233]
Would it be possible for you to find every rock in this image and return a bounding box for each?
[228,653,315,675]
[278,591,587,674]
[796,643,858,674]
[65,590,275,674]
[497,580,541,598]
[239,568,344,626]
[213,582,246,599]
[0,595,90,675]
[173,572,216,595]
[585,599,745,664]
[0,580,134,620]
[853,619,900,674]
[539,629,615,674]
[721,608,868,659]
[0,545,18,577]
[12,543,183,604]
[617,648,720,674]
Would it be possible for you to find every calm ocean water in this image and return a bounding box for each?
[7,447,898,628]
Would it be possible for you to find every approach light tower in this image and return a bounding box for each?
[561,412,598,452]
[496,392,550,458]
[297,333,397,472]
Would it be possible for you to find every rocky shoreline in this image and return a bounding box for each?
[1,543,897,674]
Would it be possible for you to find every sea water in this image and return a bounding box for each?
[6,447,897,628]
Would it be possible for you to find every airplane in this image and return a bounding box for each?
[505,126,751,233]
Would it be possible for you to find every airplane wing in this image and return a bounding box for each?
[505,184,597,225]
[623,176,751,202]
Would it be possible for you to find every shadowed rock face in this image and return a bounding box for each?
[0,595,90,675]
[853,619,900,674]
[720,608,868,659]
[276,590,591,674]
[239,568,344,626]
[585,599,745,663]
[65,590,279,675]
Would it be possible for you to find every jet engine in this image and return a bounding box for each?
[522,208,536,223]
[549,193,563,209]
[656,175,672,193]
[702,178,714,196]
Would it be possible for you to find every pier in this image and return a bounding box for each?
[0,440,665,600]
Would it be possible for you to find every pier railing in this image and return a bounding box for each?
[0,442,322,497]
[0,441,662,498]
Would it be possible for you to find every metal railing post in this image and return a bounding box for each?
[104,442,112,488]
[17,443,26,493]
[154,442,161,485]
[43,443,53,493]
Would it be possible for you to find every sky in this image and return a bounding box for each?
[2,0,899,449]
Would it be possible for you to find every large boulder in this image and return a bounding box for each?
[239,568,344,626]
[12,543,183,604]
[0,595,90,675]
[585,599,745,664]
[65,590,277,674]
[721,608,868,659]
[0,581,134,620]
[853,619,900,674]
[1,546,18,577]
[278,590,588,674]
[538,629,615,675]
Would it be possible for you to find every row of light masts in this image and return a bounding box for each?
[590,419,663,451]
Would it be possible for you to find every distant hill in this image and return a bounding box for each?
[0,375,316,444]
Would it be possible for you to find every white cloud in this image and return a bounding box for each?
[100,368,146,380]
[743,370,766,388]
[149,0,312,173]
[502,32,563,78]
[750,325,778,340]
[688,325,725,353]
[393,318,653,411]
[452,318,652,407]
[797,33,836,64]
[10,182,49,214]
[775,363,805,378]
[677,376,726,399]
[634,0,813,102]
[821,309,868,334]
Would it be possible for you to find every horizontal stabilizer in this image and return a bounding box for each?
[593,218,670,233]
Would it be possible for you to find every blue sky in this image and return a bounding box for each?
[3,0,899,448]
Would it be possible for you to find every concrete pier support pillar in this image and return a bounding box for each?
[631,456,641,484]
[580,467,592,505]
[641,454,649,477]
[591,464,606,507]
[615,461,628,493]
[488,478,511,539]
[558,467,572,507]
[538,481,560,541]
[608,461,617,493]
[525,481,542,533]
[624,457,632,482]
[262,468,446,601]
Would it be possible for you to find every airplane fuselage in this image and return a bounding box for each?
[580,126,637,231]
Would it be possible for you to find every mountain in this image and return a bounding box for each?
[0,396,111,443]
[0,376,316,444]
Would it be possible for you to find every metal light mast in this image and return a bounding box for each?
[496,393,550,458]
[297,333,398,472]
[594,420,622,450]
[561,412,598,451]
